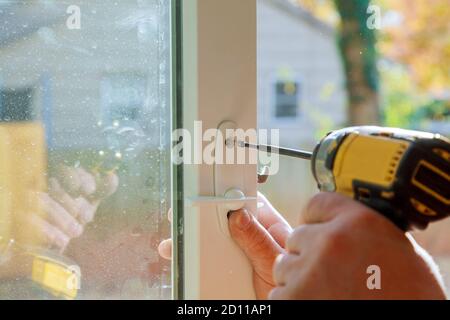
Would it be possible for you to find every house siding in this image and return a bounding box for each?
[257,0,347,225]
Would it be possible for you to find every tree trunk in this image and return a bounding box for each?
[334,0,380,125]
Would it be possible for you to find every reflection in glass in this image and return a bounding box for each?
[0,0,172,299]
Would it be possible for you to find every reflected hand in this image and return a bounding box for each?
[31,166,119,253]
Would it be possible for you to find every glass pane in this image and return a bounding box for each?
[0,0,173,299]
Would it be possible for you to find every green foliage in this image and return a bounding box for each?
[381,63,449,130]
[380,64,421,127]
[412,100,450,122]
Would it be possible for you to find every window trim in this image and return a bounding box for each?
[171,0,184,300]
[179,0,257,299]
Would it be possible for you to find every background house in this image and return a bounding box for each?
[257,0,347,225]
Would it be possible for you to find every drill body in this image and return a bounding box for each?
[311,126,450,230]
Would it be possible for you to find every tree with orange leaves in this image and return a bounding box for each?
[377,0,450,95]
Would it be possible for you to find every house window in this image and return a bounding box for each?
[274,81,300,119]
[0,87,33,121]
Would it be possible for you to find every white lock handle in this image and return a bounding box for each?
[187,188,256,211]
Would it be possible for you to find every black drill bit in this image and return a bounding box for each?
[238,141,313,160]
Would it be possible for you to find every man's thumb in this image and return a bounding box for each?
[228,209,283,285]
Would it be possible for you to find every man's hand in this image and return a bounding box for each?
[158,208,173,260]
[157,192,293,299]
[270,192,447,300]
[228,193,292,299]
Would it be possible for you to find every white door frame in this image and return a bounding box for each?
[176,0,258,299]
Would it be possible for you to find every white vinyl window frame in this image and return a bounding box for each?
[173,0,258,299]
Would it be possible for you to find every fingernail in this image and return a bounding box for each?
[233,209,252,230]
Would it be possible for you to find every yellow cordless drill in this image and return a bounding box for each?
[242,126,450,231]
